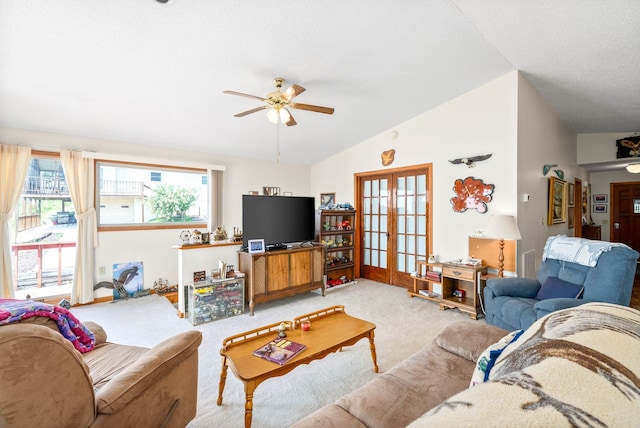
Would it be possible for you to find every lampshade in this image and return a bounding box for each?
[626,163,640,173]
[483,215,521,240]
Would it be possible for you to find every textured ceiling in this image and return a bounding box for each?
[1,0,639,165]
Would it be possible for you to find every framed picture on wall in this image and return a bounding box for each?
[593,194,608,203]
[593,204,607,214]
[547,176,567,225]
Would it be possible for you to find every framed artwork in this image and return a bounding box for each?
[567,183,575,207]
[248,239,265,254]
[593,204,608,214]
[450,176,494,214]
[568,206,575,229]
[593,194,608,203]
[320,192,336,208]
[547,176,567,225]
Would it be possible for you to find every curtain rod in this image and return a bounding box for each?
[80,151,225,171]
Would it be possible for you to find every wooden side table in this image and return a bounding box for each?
[438,263,487,319]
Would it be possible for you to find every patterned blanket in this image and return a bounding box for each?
[542,234,629,267]
[409,302,640,427]
[0,299,95,353]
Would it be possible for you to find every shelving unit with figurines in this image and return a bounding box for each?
[315,208,357,290]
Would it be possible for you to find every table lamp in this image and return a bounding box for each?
[482,215,521,277]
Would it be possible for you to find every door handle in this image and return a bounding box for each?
[614,222,620,230]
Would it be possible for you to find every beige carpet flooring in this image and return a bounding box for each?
[72,279,474,427]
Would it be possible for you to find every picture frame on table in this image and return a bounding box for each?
[248,239,265,254]
[320,192,335,208]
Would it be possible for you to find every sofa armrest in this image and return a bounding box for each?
[83,321,108,346]
[95,330,202,414]
[485,278,540,298]
[434,320,508,363]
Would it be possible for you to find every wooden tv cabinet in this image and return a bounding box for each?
[238,245,325,315]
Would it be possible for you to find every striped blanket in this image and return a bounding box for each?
[0,299,95,353]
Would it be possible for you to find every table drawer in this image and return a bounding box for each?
[442,266,475,281]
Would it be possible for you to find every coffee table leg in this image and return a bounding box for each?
[217,358,228,405]
[368,331,379,373]
[244,388,254,428]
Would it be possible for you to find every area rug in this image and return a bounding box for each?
[72,279,472,427]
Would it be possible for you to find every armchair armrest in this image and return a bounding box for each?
[485,277,540,298]
[534,298,586,316]
[96,330,202,415]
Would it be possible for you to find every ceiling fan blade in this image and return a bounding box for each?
[292,102,335,115]
[223,90,267,102]
[282,84,305,101]
[234,105,268,117]
[283,109,297,126]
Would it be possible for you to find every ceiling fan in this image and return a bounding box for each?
[223,77,335,126]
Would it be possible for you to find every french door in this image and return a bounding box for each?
[356,164,432,288]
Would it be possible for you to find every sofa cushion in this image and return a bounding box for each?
[83,342,149,390]
[536,276,584,300]
[408,302,640,427]
[434,320,509,363]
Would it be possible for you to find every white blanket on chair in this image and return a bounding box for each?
[542,235,627,267]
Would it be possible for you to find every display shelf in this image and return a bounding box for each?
[316,209,357,287]
[187,275,245,325]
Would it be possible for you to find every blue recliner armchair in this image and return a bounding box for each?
[484,236,639,331]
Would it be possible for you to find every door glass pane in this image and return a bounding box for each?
[406,254,415,274]
[372,232,379,249]
[417,195,426,215]
[418,236,426,255]
[372,180,379,197]
[364,198,370,214]
[364,180,371,197]
[364,249,370,265]
[380,235,387,251]
[407,236,415,254]
[380,179,388,196]
[397,253,405,272]
[635,199,640,214]
[364,231,370,248]
[397,235,405,253]
[398,215,405,233]
[372,250,379,266]
[407,196,415,215]
[397,196,405,215]
[372,217,379,232]
[417,175,426,194]
[407,215,415,234]
[364,214,371,230]
[407,176,415,195]
[397,177,405,195]
[380,215,388,233]
[380,251,387,268]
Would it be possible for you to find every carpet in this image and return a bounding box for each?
[71,279,472,427]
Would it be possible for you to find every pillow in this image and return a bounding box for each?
[536,276,584,300]
[469,329,523,387]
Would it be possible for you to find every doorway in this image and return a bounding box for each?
[610,182,640,253]
[355,164,432,288]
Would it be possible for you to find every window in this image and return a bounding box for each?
[11,152,77,298]
[97,161,209,228]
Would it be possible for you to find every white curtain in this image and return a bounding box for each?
[60,150,98,304]
[0,144,31,298]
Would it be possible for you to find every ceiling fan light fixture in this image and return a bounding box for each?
[626,163,640,173]
[279,108,291,123]
[266,108,280,124]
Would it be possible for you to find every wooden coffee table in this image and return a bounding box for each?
[217,305,378,428]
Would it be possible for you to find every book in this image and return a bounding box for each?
[419,289,438,298]
[253,337,306,365]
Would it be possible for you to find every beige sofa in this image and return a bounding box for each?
[0,317,202,428]
[293,302,640,427]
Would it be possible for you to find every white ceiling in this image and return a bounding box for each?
[1,1,639,166]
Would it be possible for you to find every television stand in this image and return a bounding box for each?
[238,244,325,315]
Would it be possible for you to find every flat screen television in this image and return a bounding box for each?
[242,195,315,250]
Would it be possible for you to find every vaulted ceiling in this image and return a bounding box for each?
[1,1,639,165]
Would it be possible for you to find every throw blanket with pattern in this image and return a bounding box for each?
[0,299,95,353]
[409,302,640,427]
[542,234,629,267]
